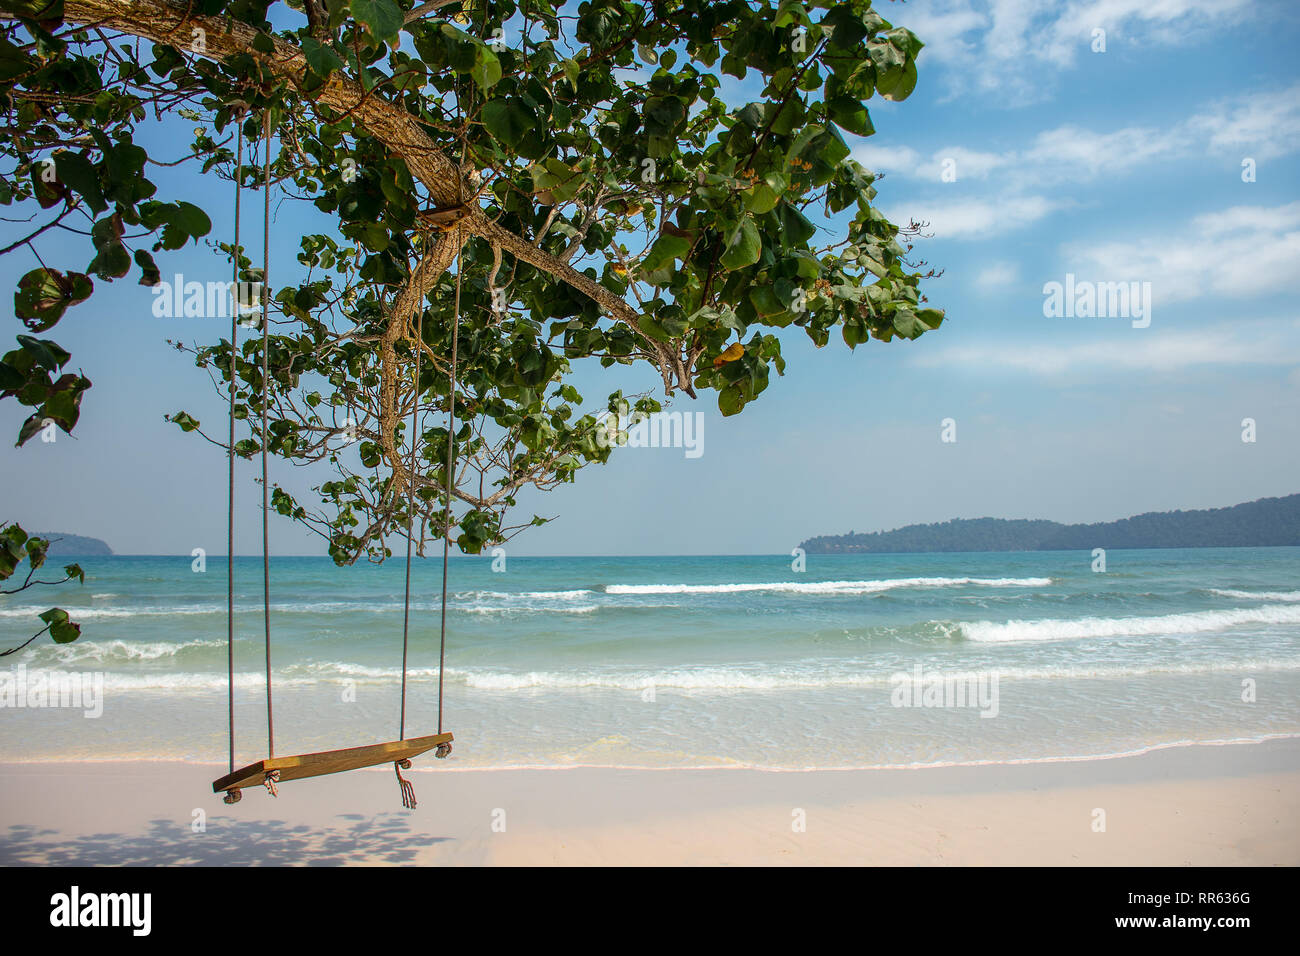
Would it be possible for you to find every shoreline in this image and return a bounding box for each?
[3,737,1297,865]
[3,731,1296,773]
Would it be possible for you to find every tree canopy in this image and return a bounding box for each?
[0,0,943,593]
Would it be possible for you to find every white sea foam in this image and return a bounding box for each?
[462,604,600,615]
[604,576,1053,595]
[454,658,1300,691]
[0,668,304,692]
[9,655,1300,695]
[94,672,317,691]
[1209,588,1300,602]
[456,589,595,601]
[960,604,1300,643]
[26,638,226,664]
[0,595,603,619]
[0,604,221,619]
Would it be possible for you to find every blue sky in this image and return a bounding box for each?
[3,0,1299,556]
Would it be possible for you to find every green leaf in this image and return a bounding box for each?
[15,335,70,372]
[532,158,585,203]
[562,57,580,89]
[0,33,33,82]
[50,619,81,643]
[916,307,945,330]
[301,37,344,77]
[54,152,106,215]
[641,233,692,272]
[14,268,92,331]
[88,241,130,280]
[172,201,211,237]
[38,607,80,644]
[718,382,746,416]
[471,44,502,91]
[885,27,925,60]
[748,284,788,317]
[482,99,536,149]
[351,0,403,46]
[842,321,869,348]
[169,410,200,432]
[745,182,781,214]
[134,248,161,286]
[778,203,817,244]
[877,59,918,102]
[719,217,761,270]
[827,96,874,136]
[5,1,64,30]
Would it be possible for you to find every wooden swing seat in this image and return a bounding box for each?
[212,731,453,794]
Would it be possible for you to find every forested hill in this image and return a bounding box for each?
[800,495,1300,554]
[33,533,113,556]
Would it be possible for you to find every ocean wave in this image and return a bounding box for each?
[0,597,604,619]
[427,658,1300,690]
[9,656,1299,695]
[462,604,599,615]
[0,578,1058,620]
[0,668,304,692]
[23,638,227,665]
[92,672,322,691]
[0,604,224,619]
[604,576,1054,596]
[1208,588,1300,602]
[959,604,1300,643]
[455,589,595,601]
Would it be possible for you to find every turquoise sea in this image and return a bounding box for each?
[1,548,1298,769]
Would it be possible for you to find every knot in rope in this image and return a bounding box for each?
[395,760,417,809]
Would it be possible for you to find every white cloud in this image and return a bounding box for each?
[974,261,1020,290]
[850,144,921,176]
[852,143,1005,180]
[912,322,1300,375]
[916,147,1009,181]
[1020,124,1185,177]
[1190,84,1300,162]
[901,0,1256,104]
[887,195,1063,239]
[1192,201,1300,235]
[1067,201,1300,304]
[854,84,1300,187]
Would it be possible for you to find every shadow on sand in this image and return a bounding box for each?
[0,812,449,865]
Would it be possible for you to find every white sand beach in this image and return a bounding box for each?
[3,738,1296,866]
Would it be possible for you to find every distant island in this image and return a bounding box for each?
[801,494,1300,554]
[33,532,113,556]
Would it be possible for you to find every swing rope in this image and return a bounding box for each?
[398,263,424,744]
[437,129,468,742]
[397,99,466,783]
[438,224,462,738]
[226,119,243,777]
[259,110,275,761]
[395,170,464,806]
[395,243,424,805]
